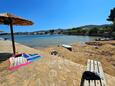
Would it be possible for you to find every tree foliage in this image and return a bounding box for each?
[107,8,115,22]
[107,8,115,37]
[64,25,112,37]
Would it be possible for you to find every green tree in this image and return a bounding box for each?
[49,30,54,35]
[107,8,115,22]
[88,27,99,36]
[107,8,115,32]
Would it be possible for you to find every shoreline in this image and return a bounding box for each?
[34,40,115,76]
[0,40,115,86]
[0,34,99,48]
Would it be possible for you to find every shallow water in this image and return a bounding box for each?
[0,35,98,48]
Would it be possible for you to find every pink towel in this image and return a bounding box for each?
[8,61,31,71]
[8,56,31,71]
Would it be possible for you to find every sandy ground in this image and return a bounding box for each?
[38,41,115,77]
[0,40,115,86]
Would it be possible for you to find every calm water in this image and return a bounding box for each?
[0,35,98,48]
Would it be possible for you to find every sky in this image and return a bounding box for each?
[0,0,115,32]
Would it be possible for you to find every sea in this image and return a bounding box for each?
[0,35,98,48]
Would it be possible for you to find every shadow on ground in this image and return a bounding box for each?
[0,53,12,62]
[80,71,101,86]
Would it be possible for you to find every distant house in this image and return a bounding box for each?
[36,31,46,35]
[53,29,64,34]
[0,30,3,35]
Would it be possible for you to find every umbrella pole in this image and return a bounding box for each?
[9,23,16,56]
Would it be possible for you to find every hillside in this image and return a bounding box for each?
[1,24,114,37]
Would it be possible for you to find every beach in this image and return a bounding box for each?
[37,41,115,76]
[0,0,115,86]
[0,40,115,86]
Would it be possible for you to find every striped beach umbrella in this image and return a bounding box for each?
[0,13,33,56]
